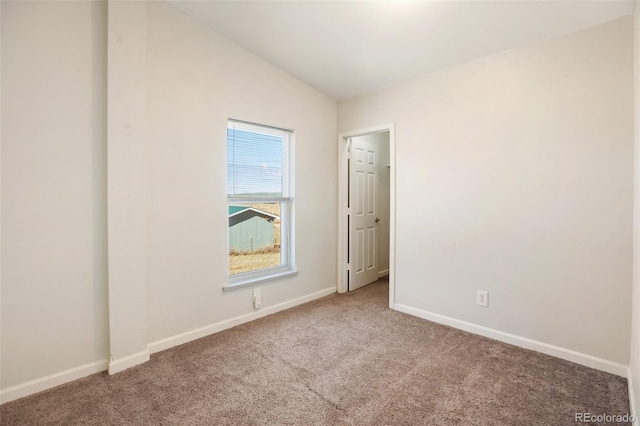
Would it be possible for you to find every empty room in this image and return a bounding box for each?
[2,0,640,424]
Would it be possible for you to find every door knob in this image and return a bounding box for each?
[375,218,380,223]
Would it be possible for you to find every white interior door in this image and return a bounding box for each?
[349,137,379,291]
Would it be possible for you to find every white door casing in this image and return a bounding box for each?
[349,137,379,291]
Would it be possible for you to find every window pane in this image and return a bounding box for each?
[227,127,283,199]
[226,120,293,284]
[228,203,282,276]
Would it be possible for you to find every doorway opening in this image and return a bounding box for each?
[337,124,395,305]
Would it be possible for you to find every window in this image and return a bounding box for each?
[226,119,295,287]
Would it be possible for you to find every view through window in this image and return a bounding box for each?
[227,120,293,281]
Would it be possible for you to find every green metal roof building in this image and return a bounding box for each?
[228,206,279,253]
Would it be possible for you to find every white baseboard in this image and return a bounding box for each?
[392,303,628,377]
[148,286,336,354]
[378,269,389,278]
[629,368,637,419]
[0,359,107,405]
[0,287,336,404]
[108,349,150,375]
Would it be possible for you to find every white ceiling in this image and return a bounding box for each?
[166,1,634,101]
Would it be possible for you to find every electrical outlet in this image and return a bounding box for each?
[476,290,488,307]
[253,288,262,309]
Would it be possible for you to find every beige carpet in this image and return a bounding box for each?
[0,279,630,425]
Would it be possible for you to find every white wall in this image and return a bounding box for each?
[142,1,338,347]
[1,0,4,398]
[339,17,634,369]
[352,132,390,275]
[629,0,640,416]
[107,0,150,373]
[0,0,337,401]
[1,0,109,389]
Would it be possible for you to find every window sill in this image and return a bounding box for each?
[222,269,298,292]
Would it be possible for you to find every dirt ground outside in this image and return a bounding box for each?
[229,251,281,275]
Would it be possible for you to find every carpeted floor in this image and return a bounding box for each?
[0,278,630,425]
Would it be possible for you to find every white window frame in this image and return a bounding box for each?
[224,119,296,290]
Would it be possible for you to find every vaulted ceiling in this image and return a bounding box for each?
[166,1,634,100]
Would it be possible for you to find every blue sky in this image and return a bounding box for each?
[227,128,283,197]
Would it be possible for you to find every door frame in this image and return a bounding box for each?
[337,123,396,305]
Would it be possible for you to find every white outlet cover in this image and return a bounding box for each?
[253,288,262,309]
[477,290,489,307]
